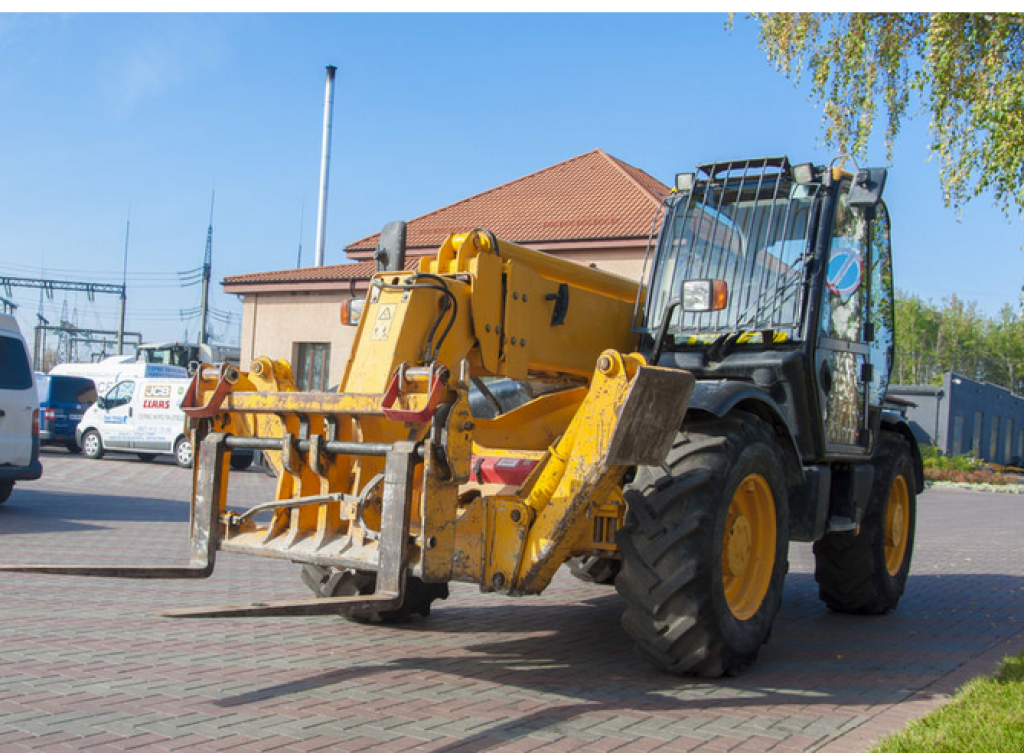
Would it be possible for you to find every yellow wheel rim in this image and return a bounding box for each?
[884,475,910,577]
[722,473,776,621]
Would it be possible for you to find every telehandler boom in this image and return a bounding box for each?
[5,156,923,677]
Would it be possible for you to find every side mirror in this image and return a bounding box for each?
[847,167,887,209]
[96,396,107,410]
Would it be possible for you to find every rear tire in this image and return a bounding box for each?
[616,414,790,677]
[0,481,12,504]
[174,437,193,468]
[567,555,621,585]
[814,432,916,614]
[300,564,448,623]
[82,430,104,460]
[229,451,254,471]
[66,442,81,454]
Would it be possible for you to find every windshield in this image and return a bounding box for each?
[646,173,819,342]
[140,345,195,368]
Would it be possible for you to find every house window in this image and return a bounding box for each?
[294,342,330,391]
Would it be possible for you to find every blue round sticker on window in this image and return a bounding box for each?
[826,249,862,298]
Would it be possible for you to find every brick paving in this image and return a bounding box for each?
[0,450,1021,752]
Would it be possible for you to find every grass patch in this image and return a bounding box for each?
[873,650,1024,752]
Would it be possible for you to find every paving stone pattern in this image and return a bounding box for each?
[0,451,1021,752]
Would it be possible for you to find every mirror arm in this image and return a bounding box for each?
[650,299,680,366]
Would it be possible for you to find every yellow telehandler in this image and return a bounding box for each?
[5,157,922,677]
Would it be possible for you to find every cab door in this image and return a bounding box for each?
[101,380,135,449]
[816,182,871,454]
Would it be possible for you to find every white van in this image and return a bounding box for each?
[51,357,187,398]
[77,370,254,470]
[77,376,197,467]
[0,314,42,503]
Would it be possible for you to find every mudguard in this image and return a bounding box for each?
[880,410,925,493]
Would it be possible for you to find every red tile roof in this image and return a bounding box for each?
[346,149,668,257]
[223,149,668,288]
[222,258,419,287]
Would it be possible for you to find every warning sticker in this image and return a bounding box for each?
[372,304,397,341]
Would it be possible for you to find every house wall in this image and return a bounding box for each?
[239,291,360,389]
[545,248,647,281]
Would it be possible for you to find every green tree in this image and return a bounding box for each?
[752,13,1024,219]
[981,305,1024,390]
[894,291,941,383]
[936,294,985,376]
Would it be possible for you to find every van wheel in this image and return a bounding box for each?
[66,442,82,454]
[82,430,104,460]
[174,437,193,468]
[0,481,12,505]
[137,453,158,463]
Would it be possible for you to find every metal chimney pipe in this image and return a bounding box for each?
[314,65,337,267]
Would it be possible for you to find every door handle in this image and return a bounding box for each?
[819,361,833,394]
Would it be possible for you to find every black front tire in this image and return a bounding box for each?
[814,432,916,614]
[66,442,82,454]
[567,555,621,585]
[230,451,254,471]
[0,481,12,505]
[616,414,790,677]
[137,453,158,462]
[300,564,449,623]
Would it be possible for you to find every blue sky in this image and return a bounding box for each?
[1,12,1021,350]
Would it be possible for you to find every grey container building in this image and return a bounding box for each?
[888,372,1024,464]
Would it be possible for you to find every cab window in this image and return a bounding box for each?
[105,380,135,409]
[820,186,868,342]
[867,203,895,404]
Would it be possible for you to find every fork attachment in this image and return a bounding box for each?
[0,433,227,579]
[160,440,420,618]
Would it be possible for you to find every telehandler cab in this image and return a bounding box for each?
[5,156,922,677]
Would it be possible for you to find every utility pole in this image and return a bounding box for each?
[314,65,337,267]
[199,191,214,346]
[117,212,130,354]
